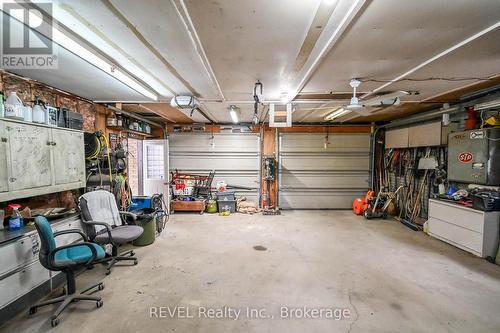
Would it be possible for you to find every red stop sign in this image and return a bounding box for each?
[458,152,473,163]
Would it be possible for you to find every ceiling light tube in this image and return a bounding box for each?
[3,7,159,101]
[325,108,351,120]
[53,30,158,101]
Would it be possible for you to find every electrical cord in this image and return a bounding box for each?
[359,77,500,83]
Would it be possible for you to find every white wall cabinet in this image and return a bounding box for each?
[7,122,53,191]
[0,118,85,202]
[0,121,8,193]
[52,129,85,186]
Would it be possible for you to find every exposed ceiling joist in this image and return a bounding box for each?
[288,0,368,102]
[101,0,199,96]
[171,0,225,101]
[361,20,500,99]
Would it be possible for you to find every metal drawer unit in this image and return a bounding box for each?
[0,215,83,310]
[0,260,49,308]
[427,199,500,258]
[278,133,370,209]
[0,234,39,278]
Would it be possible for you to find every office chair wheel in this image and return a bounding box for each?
[51,318,60,327]
[96,300,104,308]
[106,269,111,275]
[130,251,135,256]
[133,259,138,265]
[98,283,105,291]
[29,307,37,315]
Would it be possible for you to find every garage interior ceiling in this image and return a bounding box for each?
[3,0,500,124]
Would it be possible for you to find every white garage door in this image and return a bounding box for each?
[169,133,261,202]
[279,133,370,209]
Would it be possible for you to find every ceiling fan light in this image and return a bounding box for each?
[347,96,363,109]
[229,105,239,123]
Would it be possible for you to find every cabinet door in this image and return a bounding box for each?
[0,122,9,192]
[7,122,52,191]
[51,129,85,185]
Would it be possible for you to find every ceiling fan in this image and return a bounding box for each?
[325,79,409,120]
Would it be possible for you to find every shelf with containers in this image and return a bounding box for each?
[106,112,153,137]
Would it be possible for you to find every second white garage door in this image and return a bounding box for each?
[279,133,370,209]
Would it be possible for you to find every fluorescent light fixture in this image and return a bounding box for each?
[52,30,158,101]
[229,105,239,123]
[475,98,500,111]
[2,5,159,101]
[111,69,158,100]
[325,107,351,120]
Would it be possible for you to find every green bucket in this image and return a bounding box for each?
[132,209,157,246]
[206,200,218,213]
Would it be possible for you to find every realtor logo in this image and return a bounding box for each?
[1,1,57,68]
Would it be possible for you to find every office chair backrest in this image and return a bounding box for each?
[34,216,56,270]
[79,190,122,239]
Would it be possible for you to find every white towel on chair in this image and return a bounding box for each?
[80,190,122,227]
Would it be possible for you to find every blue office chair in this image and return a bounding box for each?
[29,216,106,327]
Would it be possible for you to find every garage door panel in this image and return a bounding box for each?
[279,190,367,209]
[281,154,369,171]
[170,154,259,171]
[280,171,369,189]
[280,134,370,153]
[279,133,370,209]
[169,134,259,153]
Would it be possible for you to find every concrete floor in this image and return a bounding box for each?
[2,210,500,332]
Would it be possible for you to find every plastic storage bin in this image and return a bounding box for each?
[218,200,236,213]
[217,192,235,201]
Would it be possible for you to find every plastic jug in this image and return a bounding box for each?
[216,181,227,192]
[0,91,4,118]
[32,98,47,124]
[24,105,33,122]
[4,92,24,120]
[8,204,23,230]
